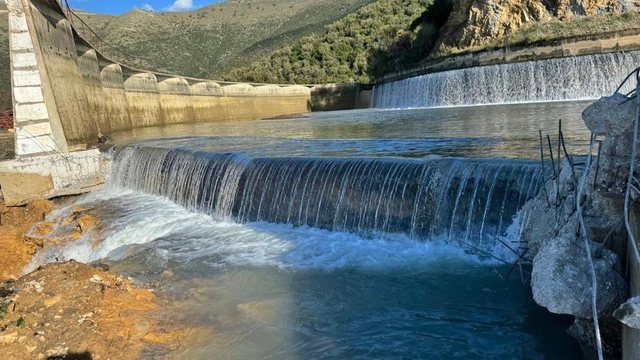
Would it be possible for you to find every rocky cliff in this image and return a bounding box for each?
[436,0,640,52]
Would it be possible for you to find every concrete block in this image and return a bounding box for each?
[15,134,58,155]
[12,52,37,68]
[0,150,107,205]
[9,12,28,32]
[10,32,34,51]
[13,86,44,103]
[12,70,42,87]
[7,0,24,11]
[0,171,54,206]
[14,103,49,121]
[17,121,53,138]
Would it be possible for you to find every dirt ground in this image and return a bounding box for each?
[0,200,188,359]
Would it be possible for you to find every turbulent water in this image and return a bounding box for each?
[110,147,542,251]
[28,103,592,358]
[373,51,640,108]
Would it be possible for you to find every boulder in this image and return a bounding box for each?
[614,296,640,329]
[582,93,636,137]
[531,232,626,318]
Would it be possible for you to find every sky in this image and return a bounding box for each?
[66,0,224,15]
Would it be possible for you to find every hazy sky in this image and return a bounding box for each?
[66,0,223,15]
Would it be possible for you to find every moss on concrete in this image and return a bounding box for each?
[0,7,11,113]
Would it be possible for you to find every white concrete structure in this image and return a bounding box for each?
[8,0,66,157]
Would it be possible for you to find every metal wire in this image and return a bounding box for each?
[576,133,603,360]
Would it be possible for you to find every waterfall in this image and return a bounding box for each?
[110,146,544,249]
[373,51,640,109]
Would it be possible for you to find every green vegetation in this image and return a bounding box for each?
[221,0,435,84]
[222,0,640,84]
[76,0,375,78]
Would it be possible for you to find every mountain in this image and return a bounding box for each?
[221,0,432,84]
[75,0,376,79]
[223,0,640,84]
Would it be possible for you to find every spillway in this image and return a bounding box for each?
[372,51,640,109]
[110,146,543,250]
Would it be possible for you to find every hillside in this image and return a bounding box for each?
[75,0,375,79]
[223,0,640,84]
[221,0,433,84]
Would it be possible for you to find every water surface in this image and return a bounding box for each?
[36,102,592,359]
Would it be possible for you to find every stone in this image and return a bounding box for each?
[0,172,54,206]
[76,214,97,232]
[0,332,18,345]
[531,232,626,318]
[614,297,640,329]
[582,94,637,137]
[44,294,62,308]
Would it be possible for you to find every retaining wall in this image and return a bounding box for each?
[19,0,311,150]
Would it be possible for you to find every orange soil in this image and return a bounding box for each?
[0,200,188,359]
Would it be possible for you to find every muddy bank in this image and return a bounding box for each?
[0,200,186,359]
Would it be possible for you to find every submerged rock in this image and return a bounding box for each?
[614,297,640,329]
[531,232,626,318]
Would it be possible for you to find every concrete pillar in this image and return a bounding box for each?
[99,62,131,132]
[190,81,226,122]
[77,44,110,135]
[123,70,164,127]
[8,0,67,157]
[158,76,194,125]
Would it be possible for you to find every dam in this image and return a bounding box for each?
[1,0,640,359]
[0,0,369,205]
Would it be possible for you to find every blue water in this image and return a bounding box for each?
[32,102,591,359]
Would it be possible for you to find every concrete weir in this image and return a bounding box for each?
[0,0,365,205]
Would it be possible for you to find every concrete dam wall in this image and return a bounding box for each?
[10,0,312,155]
[0,0,321,205]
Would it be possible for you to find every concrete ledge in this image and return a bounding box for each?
[0,149,108,205]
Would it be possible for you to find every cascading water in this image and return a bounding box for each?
[25,105,585,358]
[373,51,640,109]
[110,146,543,253]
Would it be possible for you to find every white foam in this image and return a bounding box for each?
[25,190,510,273]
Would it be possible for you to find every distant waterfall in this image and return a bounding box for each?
[111,146,543,247]
[372,51,640,109]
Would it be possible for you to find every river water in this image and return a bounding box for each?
[32,101,594,359]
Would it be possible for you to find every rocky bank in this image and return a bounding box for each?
[520,91,640,357]
[0,200,186,359]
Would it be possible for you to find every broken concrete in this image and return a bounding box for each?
[615,297,640,330]
[522,94,639,356]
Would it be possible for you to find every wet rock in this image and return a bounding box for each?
[531,233,626,318]
[569,317,622,359]
[76,214,97,232]
[583,93,636,137]
[614,296,640,329]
